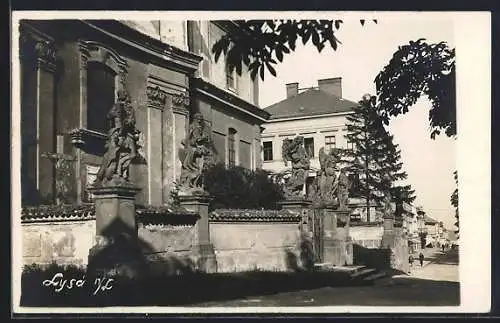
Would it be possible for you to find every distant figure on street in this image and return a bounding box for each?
[419,252,425,267]
[409,254,414,270]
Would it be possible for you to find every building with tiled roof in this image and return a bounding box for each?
[260,77,358,177]
[265,84,357,120]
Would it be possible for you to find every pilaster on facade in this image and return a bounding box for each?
[19,23,59,202]
[34,40,57,73]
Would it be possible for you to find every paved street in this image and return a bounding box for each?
[192,248,459,307]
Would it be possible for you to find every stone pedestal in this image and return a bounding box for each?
[279,199,312,211]
[381,214,409,273]
[322,207,352,266]
[279,199,312,231]
[179,194,217,273]
[87,181,142,275]
[381,214,395,249]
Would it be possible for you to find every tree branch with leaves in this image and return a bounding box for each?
[212,19,376,81]
[375,39,456,139]
[212,22,456,140]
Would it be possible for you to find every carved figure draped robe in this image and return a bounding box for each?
[179,114,211,191]
[94,90,139,185]
[337,169,350,210]
[282,137,310,198]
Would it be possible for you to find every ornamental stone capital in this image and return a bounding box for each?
[35,40,57,72]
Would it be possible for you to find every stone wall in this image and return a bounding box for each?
[385,229,410,273]
[209,209,303,272]
[20,205,201,272]
[137,222,198,275]
[22,220,96,267]
[350,223,409,273]
[349,224,384,249]
[21,206,310,274]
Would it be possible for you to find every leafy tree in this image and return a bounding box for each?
[450,170,459,238]
[375,39,456,139]
[212,19,376,81]
[212,21,455,140]
[203,163,284,210]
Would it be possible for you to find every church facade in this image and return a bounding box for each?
[18,19,269,207]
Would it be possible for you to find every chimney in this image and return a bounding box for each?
[318,77,342,98]
[286,82,298,98]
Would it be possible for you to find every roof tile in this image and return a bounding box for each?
[264,88,358,119]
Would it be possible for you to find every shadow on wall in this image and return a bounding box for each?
[86,215,200,277]
[21,215,200,306]
[285,233,315,272]
[352,243,391,270]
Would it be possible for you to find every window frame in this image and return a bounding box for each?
[227,127,237,167]
[263,141,274,162]
[324,135,337,152]
[225,63,237,93]
[78,40,128,136]
[86,61,118,134]
[346,139,355,151]
[304,137,315,158]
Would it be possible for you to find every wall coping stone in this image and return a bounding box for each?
[350,221,384,227]
[21,204,198,224]
[136,205,200,226]
[21,204,96,223]
[209,209,301,223]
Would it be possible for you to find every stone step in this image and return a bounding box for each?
[350,267,377,278]
[362,271,388,282]
[313,263,366,273]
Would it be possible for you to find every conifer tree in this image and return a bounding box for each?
[343,96,388,222]
[343,95,415,221]
[378,131,416,209]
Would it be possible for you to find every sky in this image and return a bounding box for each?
[258,16,456,229]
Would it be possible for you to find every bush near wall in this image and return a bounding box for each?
[203,163,284,210]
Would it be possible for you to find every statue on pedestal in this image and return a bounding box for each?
[382,192,394,218]
[310,147,350,210]
[337,168,350,211]
[178,112,211,195]
[281,136,310,199]
[94,90,141,186]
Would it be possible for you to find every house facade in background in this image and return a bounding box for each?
[260,77,357,191]
[424,215,446,247]
[19,19,268,207]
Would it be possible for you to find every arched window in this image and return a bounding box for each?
[86,62,116,133]
[228,128,237,167]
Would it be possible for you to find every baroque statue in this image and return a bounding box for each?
[94,90,141,186]
[309,147,350,210]
[382,192,394,218]
[337,168,350,211]
[281,136,310,199]
[178,112,212,195]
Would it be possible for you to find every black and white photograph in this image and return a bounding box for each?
[11,11,490,314]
